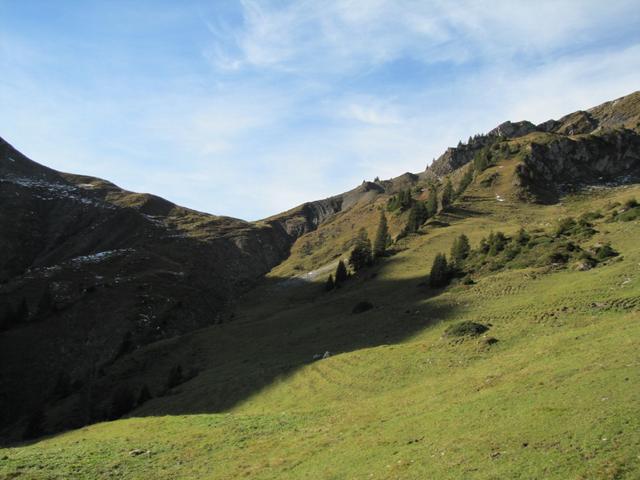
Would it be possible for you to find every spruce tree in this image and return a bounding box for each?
[335,260,348,285]
[450,234,471,264]
[441,180,453,210]
[426,184,438,217]
[406,202,428,234]
[373,211,389,258]
[349,229,373,272]
[429,253,451,288]
[457,167,474,196]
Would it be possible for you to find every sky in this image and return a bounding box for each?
[1,1,640,220]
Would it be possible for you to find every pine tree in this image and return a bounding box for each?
[426,184,438,217]
[349,228,373,272]
[441,180,453,210]
[373,211,389,258]
[488,231,507,256]
[429,253,451,288]
[457,167,474,196]
[450,234,471,264]
[334,260,348,285]
[325,274,335,291]
[406,202,428,234]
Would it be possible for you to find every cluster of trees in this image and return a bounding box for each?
[387,189,413,212]
[326,211,390,291]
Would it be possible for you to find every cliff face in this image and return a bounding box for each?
[425,91,640,179]
[515,129,640,201]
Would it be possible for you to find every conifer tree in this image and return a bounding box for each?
[426,184,438,217]
[349,228,373,272]
[429,253,451,288]
[373,211,389,258]
[457,167,474,196]
[441,180,453,210]
[450,234,471,264]
[406,202,428,234]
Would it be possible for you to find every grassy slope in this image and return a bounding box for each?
[1,179,639,479]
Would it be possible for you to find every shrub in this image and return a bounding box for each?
[352,301,373,314]
[623,197,638,209]
[617,207,640,222]
[515,228,530,245]
[444,321,489,338]
[555,217,577,236]
[594,243,618,261]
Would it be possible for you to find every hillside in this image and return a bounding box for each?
[1,91,640,479]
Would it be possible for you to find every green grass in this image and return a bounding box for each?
[2,184,640,479]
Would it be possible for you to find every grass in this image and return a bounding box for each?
[1,181,639,479]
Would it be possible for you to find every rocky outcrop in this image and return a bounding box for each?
[516,128,640,201]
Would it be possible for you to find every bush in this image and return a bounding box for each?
[352,301,373,314]
[617,207,640,222]
[623,197,638,209]
[594,243,618,261]
[444,321,489,338]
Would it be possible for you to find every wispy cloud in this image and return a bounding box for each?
[1,1,639,220]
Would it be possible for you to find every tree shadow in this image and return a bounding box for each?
[2,257,465,445]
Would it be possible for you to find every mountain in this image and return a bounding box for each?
[1,91,640,479]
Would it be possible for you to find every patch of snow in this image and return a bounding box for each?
[77,183,96,189]
[496,194,505,202]
[0,176,113,209]
[70,249,134,266]
[7,157,15,162]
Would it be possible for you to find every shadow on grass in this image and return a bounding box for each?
[3,256,465,446]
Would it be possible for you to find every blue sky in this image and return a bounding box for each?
[1,1,640,220]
